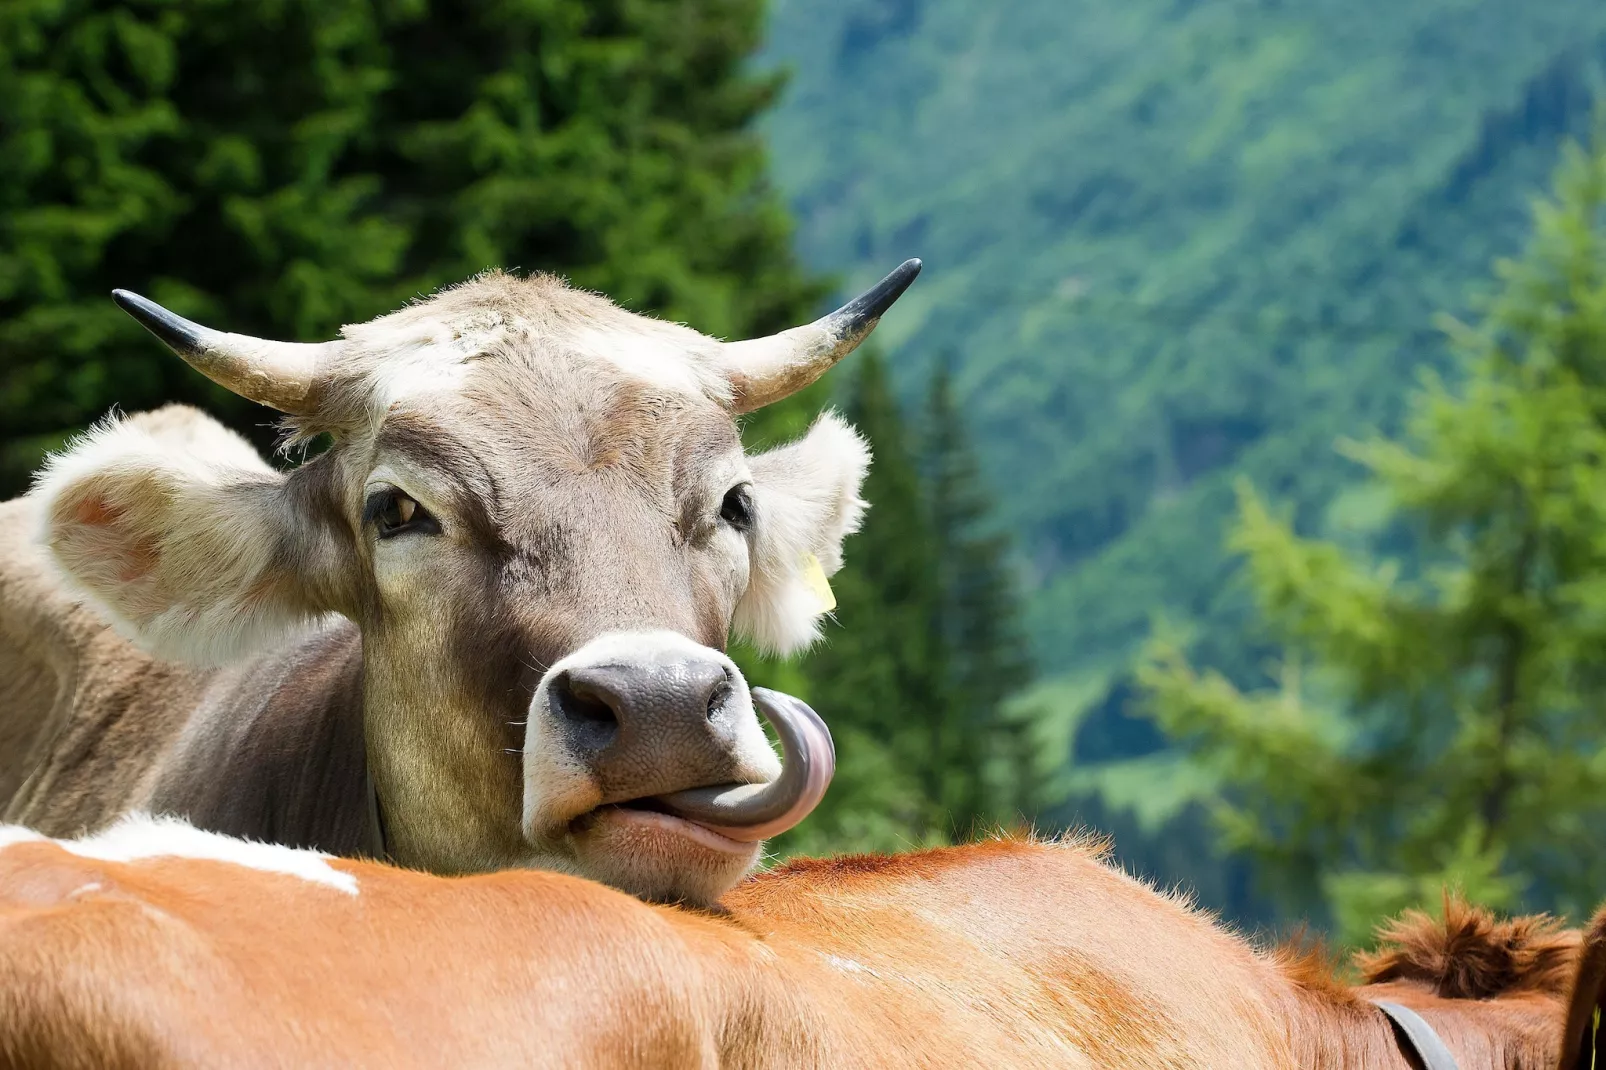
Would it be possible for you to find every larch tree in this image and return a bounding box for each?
[1139,130,1606,945]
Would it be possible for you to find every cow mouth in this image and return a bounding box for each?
[574,804,752,855]
[572,689,835,846]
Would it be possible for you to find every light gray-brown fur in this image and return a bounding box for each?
[0,273,870,903]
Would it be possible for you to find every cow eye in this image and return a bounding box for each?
[365,489,440,539]
[719,485,754,532]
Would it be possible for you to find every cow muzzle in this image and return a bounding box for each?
[521,631,833,902]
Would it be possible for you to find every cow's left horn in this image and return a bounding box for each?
[654,689,835,842]
[719,258,922,413]
[111,290,339,413]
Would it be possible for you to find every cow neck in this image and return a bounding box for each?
[1369,1000,1461,1070]
[1280,979,1447,1069]
[357,657,527,873]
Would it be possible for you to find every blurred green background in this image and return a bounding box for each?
[7,0,1606,946]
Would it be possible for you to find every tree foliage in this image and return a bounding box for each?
[0,0,821,490]
[766,351,1040,856]
[764,0,1606,923]
[762,0,1606,737]
[1139,131,1606,945]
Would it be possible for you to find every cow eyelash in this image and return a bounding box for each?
[364,488,441,540]
[719,484,755,532]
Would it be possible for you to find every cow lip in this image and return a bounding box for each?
[574,802,752,855]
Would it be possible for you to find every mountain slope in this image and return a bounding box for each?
[759,0,1606,695]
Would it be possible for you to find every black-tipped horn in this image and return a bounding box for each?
[112,290,212,357]
[719,258,923,413]
[820,257,923,344]
[112,290,337,413]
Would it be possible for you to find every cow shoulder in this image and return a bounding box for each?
[0,830,222,1069]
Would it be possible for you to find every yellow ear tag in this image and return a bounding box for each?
[799,553,836,614]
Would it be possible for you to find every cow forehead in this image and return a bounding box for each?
[408,360,738,470]
[331,270,735,415]
[296,273,756,529]
[357,359,746,533]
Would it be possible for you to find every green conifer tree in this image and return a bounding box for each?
[769,351,943,855]
[921,360,1036,829]
[767,352,1041,856]
[1138,130,1606,944]
[0,0,820,490]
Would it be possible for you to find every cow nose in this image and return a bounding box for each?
[547,659,740,794]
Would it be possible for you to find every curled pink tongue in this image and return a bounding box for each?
[653,689,835,842]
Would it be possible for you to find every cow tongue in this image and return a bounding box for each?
[653,688,835,843]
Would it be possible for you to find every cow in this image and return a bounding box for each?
[0,260,921,907]
[0,817,1598,1069]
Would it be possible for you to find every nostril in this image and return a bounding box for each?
[565,686,619,726]
[706,676,733,721]
[550,670,621,742]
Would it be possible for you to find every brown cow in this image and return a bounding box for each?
[1,816,1598,1069]
[0,261,920,907]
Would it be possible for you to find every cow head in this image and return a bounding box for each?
[1341,896,1606,1068]
[35,261,919,905]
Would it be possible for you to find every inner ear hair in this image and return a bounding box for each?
[732,412,870,655]
[33,410,329,666]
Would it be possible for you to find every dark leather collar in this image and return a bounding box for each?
[1370,999,1460,1070]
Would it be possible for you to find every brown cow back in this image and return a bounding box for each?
[0,823,1588,1069]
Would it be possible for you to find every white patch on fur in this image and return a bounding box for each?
[0,826,44,850]
[522,630,780,838]
[824,954,875,975]
[364,338,475,415]
[31,409,322,666]
[735,412,871,654]
[0,815,359,895]
[340,308,500,417]
[572,326,727,399]
[345,301,734,421]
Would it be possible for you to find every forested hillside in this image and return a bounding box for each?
[759,0,1606,773]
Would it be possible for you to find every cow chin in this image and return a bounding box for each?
[567,809,762,906]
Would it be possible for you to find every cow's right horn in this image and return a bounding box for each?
[654,689,835,842]
[718,258,922,412]
[111,290,339,414]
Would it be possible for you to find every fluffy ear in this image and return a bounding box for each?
[1558,906,1606,1070]
[734,410,870,655]
[32,407,332,666]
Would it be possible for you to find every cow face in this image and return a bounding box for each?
[35,263,918,905]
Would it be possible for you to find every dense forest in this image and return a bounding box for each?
[762,0,1606,923]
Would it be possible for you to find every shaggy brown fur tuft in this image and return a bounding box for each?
[1355,895,1580,1000]
[1269,928,1359,1003]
